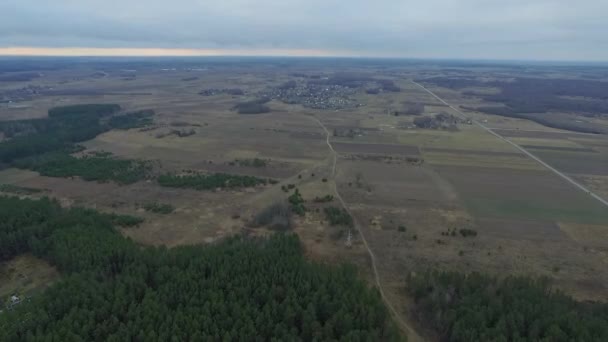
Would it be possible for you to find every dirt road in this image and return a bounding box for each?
[311,115,424,342]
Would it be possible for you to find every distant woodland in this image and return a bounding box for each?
[420,77,608,133]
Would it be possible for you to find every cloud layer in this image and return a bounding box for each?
[1,0,607,60]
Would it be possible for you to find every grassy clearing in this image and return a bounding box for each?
[91,129,213,154]
[0,168,39,184]
[0,254,59,300]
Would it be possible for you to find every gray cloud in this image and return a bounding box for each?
[1,0,607,60]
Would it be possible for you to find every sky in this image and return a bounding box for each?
[0,0,607,61]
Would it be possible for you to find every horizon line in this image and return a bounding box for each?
[0,47,355,58]
[0,47,607,64]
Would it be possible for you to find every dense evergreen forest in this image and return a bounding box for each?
[0,105,155,183]
[107,109,154,130]
[0,196,400,341]
[408,271,608,341]
[14,151,151,184]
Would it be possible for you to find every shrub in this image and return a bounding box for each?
[107,213,144,227]
[252,202,292,231]
[158,173,269,190]
[459,228,478,237]
[313,194,334,203]
[288,189,306,216]
[235,158,267,168]
[324,207,353,227]
[143,202,175,214]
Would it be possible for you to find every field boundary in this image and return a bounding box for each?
[411,81,608,208]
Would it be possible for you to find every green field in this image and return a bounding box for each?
[465,197,608,225]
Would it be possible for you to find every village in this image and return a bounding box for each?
[258,81,362,110]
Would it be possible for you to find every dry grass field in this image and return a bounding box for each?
[1,59,608,339]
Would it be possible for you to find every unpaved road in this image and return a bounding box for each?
[311,115,424,342]
[411,81,608,208]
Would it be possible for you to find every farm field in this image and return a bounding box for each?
[1,58,608,341]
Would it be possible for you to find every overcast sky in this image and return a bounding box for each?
[1,0,607,60]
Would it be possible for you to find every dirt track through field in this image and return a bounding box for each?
[310,115,424,342]
[411,81,608,208]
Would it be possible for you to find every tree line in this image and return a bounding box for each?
[158,173,275,190]
[408,270,608,341]
[1,105,283,187]
[14,150,151,185]
[0,196,401,341]
[0,105,155,163]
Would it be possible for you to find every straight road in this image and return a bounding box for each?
[411,81,608,208]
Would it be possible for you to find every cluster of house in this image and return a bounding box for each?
[0,85,49,103]
[259,82,361,110]
[199,88,245,96]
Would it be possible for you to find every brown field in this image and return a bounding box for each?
[333,142,420,155]
[476,218,566,241]
[337,160,456,207]
[423,147,524,157]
